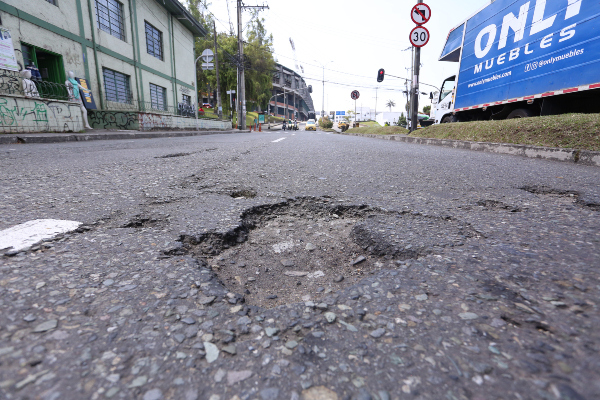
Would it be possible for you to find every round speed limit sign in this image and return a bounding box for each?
[409,26,430,48]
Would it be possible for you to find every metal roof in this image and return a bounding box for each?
[159,0,207,37]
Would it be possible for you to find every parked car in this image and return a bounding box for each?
[305,119,316,131]
[202,103,213,109]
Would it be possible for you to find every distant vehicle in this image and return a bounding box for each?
[305,119,317,131]
[202,103,213,109]
[434,0,600,124]
[338,121,349,131]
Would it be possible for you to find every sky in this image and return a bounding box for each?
[199,0,490,114]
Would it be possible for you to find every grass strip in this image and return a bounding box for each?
[346,126,409,135]
[410,113,600,151]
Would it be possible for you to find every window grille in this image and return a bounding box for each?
[182,94,191,106]
[150,83,167,110]
[103,68,131,103]
[95,0,125,41]
[145,22,163,60]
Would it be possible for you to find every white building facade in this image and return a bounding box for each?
[0,0,231,131]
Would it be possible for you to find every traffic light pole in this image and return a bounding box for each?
[410,0,423,133]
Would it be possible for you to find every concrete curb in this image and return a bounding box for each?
[0,129,251,145]
[337,131,600,167]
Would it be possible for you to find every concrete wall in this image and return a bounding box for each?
[137,1,171,78]
[88,110,231,131]
[4,0,81,37]
[173,18,195,102]
[0,95,84,133]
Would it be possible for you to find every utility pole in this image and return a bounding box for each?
[213,22,222,120]
[236,0,244,129]
[410,0,422,133]
[321,67,325,119]
[374,87,378,121]
[236,0,269,130]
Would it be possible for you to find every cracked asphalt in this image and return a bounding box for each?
[1,128,599,400]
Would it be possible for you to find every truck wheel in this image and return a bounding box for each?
[441,116,454,123]
[507,108,535,119]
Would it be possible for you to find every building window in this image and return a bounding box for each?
[103,68,131,103]
[150,83,167,110]
[95,0,125,41]
[21,43,65,84]
[182,94,191,106]
[145,22,163,60]
[45,0,58,5]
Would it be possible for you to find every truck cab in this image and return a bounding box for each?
[434,75,456,124]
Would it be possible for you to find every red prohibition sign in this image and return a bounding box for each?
[411,3,431,25]
[351,90,360,100]
[410,26,430,48]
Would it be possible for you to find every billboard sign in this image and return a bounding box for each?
[0,28,18,71]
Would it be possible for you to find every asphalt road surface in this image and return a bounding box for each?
[1,129,599,400]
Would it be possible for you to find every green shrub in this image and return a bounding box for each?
[319,116,333,129]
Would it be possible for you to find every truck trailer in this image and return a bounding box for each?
[433,0,600,123]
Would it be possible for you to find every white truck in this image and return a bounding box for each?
[433,0,600,124]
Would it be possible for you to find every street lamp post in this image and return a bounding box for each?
[313,60,333,120]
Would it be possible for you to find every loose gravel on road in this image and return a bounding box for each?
[0,131,599,400]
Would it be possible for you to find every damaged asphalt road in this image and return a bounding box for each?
[0,130,599,400]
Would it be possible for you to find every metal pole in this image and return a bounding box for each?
[213,22,222,120]
[375,88,377,121]
[411,4,422,133]
[322,66,325,119]
[237,0,243,129]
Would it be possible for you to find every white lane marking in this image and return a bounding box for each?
[272,137,287,143]
[292,134,296,136]
[0,219,82,252]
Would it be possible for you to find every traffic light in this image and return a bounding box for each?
[377,68,385,82]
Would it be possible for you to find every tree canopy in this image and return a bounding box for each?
[186,1,275,114]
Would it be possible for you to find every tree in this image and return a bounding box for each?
[243,12,275,111]
[423,105,431,115]
[397,114,407,127]
[385,100,396,112]
[345,110,356,122]
[186,2,275,115]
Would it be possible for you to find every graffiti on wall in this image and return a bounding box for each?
[88,111,139,130]
[139,113,175,130]
[0,70,21,95]
[0,96,83,133]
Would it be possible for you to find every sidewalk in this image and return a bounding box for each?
[0,128,252,145]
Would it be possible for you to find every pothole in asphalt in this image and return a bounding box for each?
[178,198,476,309]
[476,200,522,212]
[122,213,170,229]
[519,185,600,211]
[230,189,257,199]
[155,152,193,159]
